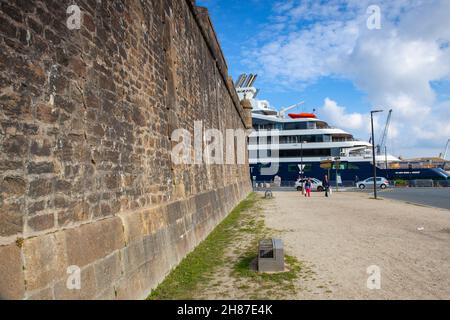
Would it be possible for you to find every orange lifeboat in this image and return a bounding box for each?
[288,113,317,119]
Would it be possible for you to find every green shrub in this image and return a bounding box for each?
[394,179,408,186]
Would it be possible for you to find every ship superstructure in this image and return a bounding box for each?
[235,74,449,184]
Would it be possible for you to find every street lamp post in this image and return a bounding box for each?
[300,141,307,194]
[371,110,383,199]
[384,146,388,169]
[334,157,340,192]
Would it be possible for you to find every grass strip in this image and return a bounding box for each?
[147,193,257,300]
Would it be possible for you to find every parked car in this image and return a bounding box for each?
[295,178,324,192]
[356,177,390,190]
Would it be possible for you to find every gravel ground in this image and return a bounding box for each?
[263,191,450,299]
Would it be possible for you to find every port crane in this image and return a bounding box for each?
[277,101,305,118]
[377,109,393,155]
[439,139,450,160]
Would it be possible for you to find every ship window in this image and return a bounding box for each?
[284,122,307,130]
[279,149,331,158]
[297,135,325,143]
[261,124,274,130]
[332,163,348,170]
[256,136,272,144]
[348,163,360,170]
[316,122,330,129]
[279,135,331,143]
[254,123,276,130]
[281,136,299,143]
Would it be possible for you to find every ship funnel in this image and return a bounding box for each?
[235,73,258,88]
[243,74,253,87]
[235,74,247,88]
[244,74,257,87]
[247,74,258,87]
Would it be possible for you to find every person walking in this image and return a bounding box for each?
[322,175,330,197]
[304,178,312,198]
[354,175,359,187]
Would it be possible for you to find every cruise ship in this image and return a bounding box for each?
[235,74,450,185]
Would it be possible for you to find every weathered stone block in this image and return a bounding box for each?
[1,176,26,197]
[58,201,89,227]
[26,214,55,232]
[28,178,53,198]
[27,162,55,175]
[26,16,43,35]
[22,232,67,292]
[2,136,28,157]
[27,200,46,215]
[122,240,146,275]
[120,211,146,244]
[29,139,51,157]
[65,217,124,268]
[26,287,54,300]
[0,201,23,237]
[1,3,23,22]
[0,15,17,38]
[94,252,123,292]
[36,103,59,124]
[0,244,25,300]
[0,159,23,171]
[95,286,117,300]
[115,267,147,301]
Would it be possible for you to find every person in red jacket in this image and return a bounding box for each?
[304,178,312,197]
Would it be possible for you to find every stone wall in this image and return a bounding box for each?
[0,0,252,299]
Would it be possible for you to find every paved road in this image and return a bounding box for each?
[256,187,450,210]
[376,188,450,210]
[263,192,450,299]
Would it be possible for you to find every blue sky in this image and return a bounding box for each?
[197,0,345,111]
[197,0,450,158]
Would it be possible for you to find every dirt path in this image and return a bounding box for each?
[196,196,325,300]
[263,191,450,299]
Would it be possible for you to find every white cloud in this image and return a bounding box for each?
[320,98,365,131]
[247,0,450,157]
[318,98,386,142]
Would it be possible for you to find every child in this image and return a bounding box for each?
[305,178,312,197]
